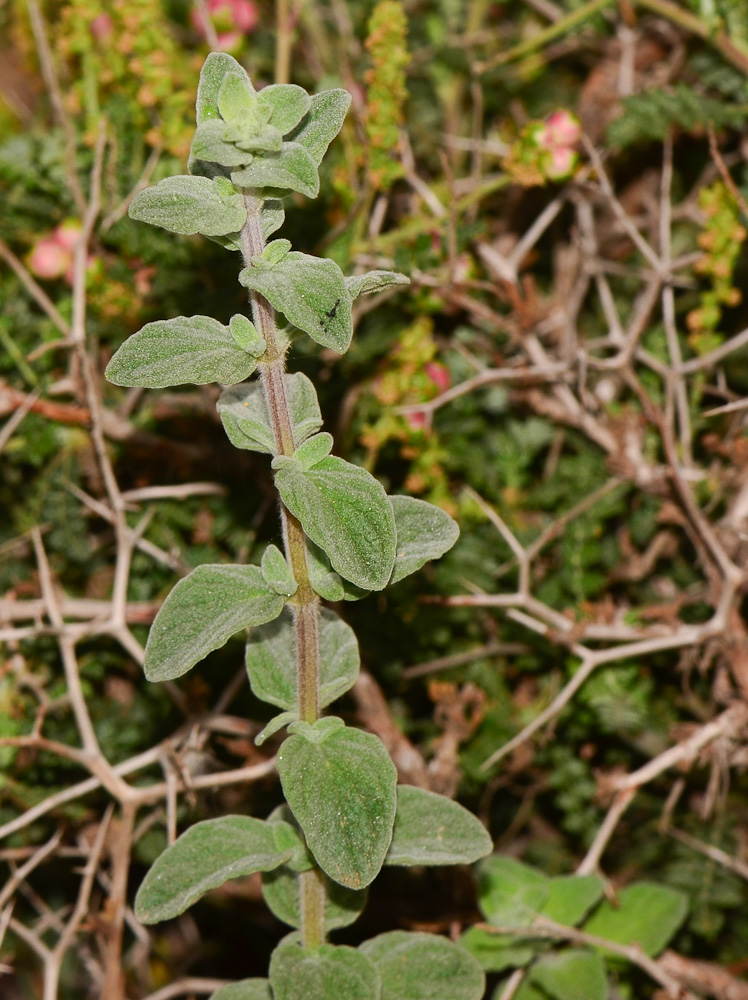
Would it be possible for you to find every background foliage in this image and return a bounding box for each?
[2,0,748,998]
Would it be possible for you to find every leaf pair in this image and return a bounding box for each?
[223,933,485,1000]
[239,253,410,354]
[277,719,492,891]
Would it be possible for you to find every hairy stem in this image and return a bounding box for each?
[239,194,325,945]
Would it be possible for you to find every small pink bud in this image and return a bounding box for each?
[53,219,83,253]
[546,146,577,179]
[225,0,258,32]
[191,0,258,46]
[28,238,71,280]
[543,111,581,149]
[405,411,428,431]
[424,362,451,394]
[90,12,114,42]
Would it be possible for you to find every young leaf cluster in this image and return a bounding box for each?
[107,53,489,999]
[463,856,689,1000]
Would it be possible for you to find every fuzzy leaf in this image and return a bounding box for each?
[287,89,352,166]
[129,175,247,236]
[239,251,352,352]
[260,238,293,266]
[273,456,396,591]
[261,545,297,597]
[246,607,360,711]
[218,71,257,122]
[262,865,367,930]
[217,372,322,454]
[263,199,286,238]
[277,718,397,889]
[144,564,284,682]
[210,981,272,1000]
[258,84,312,135]
[583,883,689,957]
[106,316,255,388]
[191,120,256,167]
[477,857,549,928]
[529,949,608,1000]
[385,786,492,867]
[307,543,369,602]
[389,496,460,584]
[542,875,605,927]
[294,432,334,469]
[196,52,255,124]
[230,314,265,355]
[360,932,485,1000]
[134,816,291,924]
[270,942,380,1000]
[255,710,297,746]
[345,270,410,300]
[231,142,319,198]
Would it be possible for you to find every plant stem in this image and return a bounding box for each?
[239,195,325,945]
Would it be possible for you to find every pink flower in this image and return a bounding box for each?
[541,111,581,150]
[89,13,114,42]
[53,219,83,253]
[28,238,70,280]
[191,0,258,50]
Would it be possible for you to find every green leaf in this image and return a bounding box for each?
[541,875,605,927]
[360,932,485,1000]
[129,175,247,236]
[105,316,255,388]
[459,927,534,974]
[238,251,352,352]
[262,865,367,930]
[287,89,352,166]
[307,543,369,602]
[247,607,360,710]
[346,270,410,300]
[270,942,380,1000]
[477,857,549,929]
[231,142,319,198]
[294,432,334,469]
[273,456,396,591]
[144,564,284,682]
[191,120,256,167]
[583,882,689,957]
[385,785,492,867]
[230,314,265,355]
[529,949,608,1000]
[258,84,312,134]
[261,545,297,597]
[389,496,460,585]
[196,52,255,124]
[266,807,312,871]
[260,238,293,266]
[277,719,397,889]
[134,816,291,924]
[263,199,286,238]
[218,71,257,122]
[217,372,322,454]
[210,980,272,1000]
[255,710,297,746]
